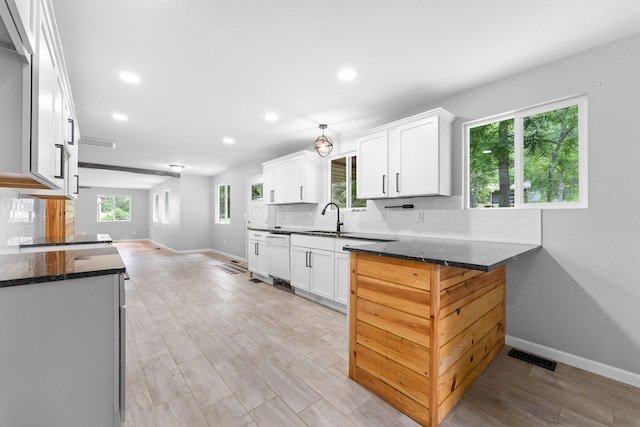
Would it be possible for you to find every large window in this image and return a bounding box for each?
[465,95,587,209]
[216,183,231,224]
[330,155,366,210]
[97,195,131,222]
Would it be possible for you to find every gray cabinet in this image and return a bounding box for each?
[0,273,124,426]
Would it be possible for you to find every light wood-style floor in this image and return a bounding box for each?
[117,241,640,427]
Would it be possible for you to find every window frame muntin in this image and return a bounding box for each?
[327,152,366,211]
[464,94,588,210]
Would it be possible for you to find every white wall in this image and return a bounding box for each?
[180,174,212,251]
[210,163,263,259]
[148,178,181,249]
[75,186,149,240]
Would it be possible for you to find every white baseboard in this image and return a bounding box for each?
[506,335,640,388]
[207,248,247,263]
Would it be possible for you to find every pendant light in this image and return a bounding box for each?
[313,124,333,157]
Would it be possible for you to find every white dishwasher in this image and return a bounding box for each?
[265,233,291,281]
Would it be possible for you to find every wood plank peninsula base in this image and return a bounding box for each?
[349,252,506,426]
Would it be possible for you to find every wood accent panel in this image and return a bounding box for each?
[357,275,430,316]
[356,321,429,377]
[350,252,507,426]
[356,298,430,348]
[437,309,506,404]
[438,285,504,346]
[438,305,505,373]
[437,340,504,424]
[440,267,504,310]
[356,344,430,403]
[46,199,75,242]
[439,266,484,292]
[355,253,431,290]
[354,367,430,426]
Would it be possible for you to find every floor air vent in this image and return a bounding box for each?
[508,348,557,371]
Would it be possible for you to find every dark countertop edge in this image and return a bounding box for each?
[345,245,541,271]
[19,234,113,248]
[0,267,127,289]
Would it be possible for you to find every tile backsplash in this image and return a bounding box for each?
[0,189,46,249]
[274,195,542,245]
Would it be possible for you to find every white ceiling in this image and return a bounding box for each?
[51,0,640,189]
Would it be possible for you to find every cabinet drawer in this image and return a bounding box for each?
[291,234,334,251]
[248,231,269,242]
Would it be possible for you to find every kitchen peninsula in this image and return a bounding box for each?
[0,247,126,426]
[344,238,539,426]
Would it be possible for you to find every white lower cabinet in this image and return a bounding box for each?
[247,231,269,278]
[290,235,335,299]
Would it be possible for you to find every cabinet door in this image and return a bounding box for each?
[257,242,269,277]
[31,3,61,188]
[334,252,350,305]
[389,116,439,197]
[290,246,310,291]
[283,156,304,202]
[263,164,274,204]
[309,249,334,300]
[247,240,259,273]
[356,131,388,199]
[273,161,286,203]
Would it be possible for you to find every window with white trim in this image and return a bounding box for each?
[153,193,159,222]
[97,194,131,222]
[216,183,231,224]
[163,190,170,223]
[465,95,587,209]
[330,154,366,210]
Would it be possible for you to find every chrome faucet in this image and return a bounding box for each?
[321,202,343,234]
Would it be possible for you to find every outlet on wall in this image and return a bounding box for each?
[416,210,424,222]
[380,210,386,221]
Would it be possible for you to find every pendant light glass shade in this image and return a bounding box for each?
[314,124,333,157]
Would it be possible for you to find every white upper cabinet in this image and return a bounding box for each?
[356,108,454,199]
[0,0,79,198]
[263,151,324,204]
[356,131,388,199]
[5,0,37,57]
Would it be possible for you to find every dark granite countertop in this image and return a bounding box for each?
[0,247,126,288]
[343,237,540,271]
[247,227,394,241]
[19,233,113,248]
[247,227,540,271]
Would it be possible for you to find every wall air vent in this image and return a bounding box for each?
[79,137,116,149]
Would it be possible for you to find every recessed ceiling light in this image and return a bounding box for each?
[223,137,235,144]
[118,71,141,84]
[169,164,185,172]
[338,68,357,81]
[265,113,278,122]
[111,113,128,121]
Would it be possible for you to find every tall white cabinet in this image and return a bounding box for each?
[356,108,454,199]
[0,0,79,198]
